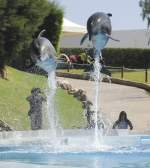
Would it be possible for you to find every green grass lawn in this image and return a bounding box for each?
[57,68,150,84]
[111,69,150,84]
[0,67,85,130]
[55,89,86,129]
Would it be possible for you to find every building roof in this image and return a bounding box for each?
[62,18,86,35]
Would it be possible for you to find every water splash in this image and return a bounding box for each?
[46,71,57,137]
[91,32,110,148]
[30,30,59,144]
[36,58,56,73]
[93,56,101,147]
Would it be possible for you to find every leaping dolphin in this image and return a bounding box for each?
[80,12,119,51]
[30,30,57,73]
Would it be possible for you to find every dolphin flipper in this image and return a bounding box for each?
[80,33,89,45]
[106,34,120,42]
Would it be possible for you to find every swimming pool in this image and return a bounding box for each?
[0,130,150,168]
[0,150,150,168]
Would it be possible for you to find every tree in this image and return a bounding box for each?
[16,1,64,69]
[139,0,150,28]
[0,0,50,78]
[0,0,64,76]
[37,1,64,52]
[0,0,7,78]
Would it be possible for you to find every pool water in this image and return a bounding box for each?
[0,150,150,168]
[0,130,150,168]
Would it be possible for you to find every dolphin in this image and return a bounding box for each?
[80,12,119,50]
[30,30,57,73]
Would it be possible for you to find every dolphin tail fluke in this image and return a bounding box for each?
[80,33,88,45]
[106,34,120,42]
[38,29,46,38]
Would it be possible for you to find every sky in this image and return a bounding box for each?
[53,0,147,30]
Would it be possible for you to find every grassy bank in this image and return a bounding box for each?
[112,70,150,84]
[55,89,85,129]
[0,67,85,130]
[57,68,150,84]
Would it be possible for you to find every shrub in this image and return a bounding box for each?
[61,48,150,68]
[2,0,64,70]
[0,0,51,71]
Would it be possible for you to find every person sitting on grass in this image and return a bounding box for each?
[112,111,133,130]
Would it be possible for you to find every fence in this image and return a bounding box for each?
[107,66,149,83]
[56,63,150,84]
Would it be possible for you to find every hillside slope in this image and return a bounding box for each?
[0,67,85,130]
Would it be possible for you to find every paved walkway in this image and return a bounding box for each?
[57,77,150,133]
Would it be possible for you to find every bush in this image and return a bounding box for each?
[22,2,64,69]
[2,0,64,70]
[60,48,150,68]
[0,0,51,70]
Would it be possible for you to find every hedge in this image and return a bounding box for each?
[60,48,150,68]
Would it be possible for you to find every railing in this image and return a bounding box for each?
[56,63,150,83]
[107,66,149,83]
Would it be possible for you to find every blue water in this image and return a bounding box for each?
[36,58,57,73]
[0,145,150,168]
[0,131,150,167]
[92,33,109,52]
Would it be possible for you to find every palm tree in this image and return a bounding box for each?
[139,0,150,28]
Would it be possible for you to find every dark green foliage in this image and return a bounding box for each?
[0,0,50,69]
[37,2,64,52]
[61,48,150,68]
[0,0,63,70]
[0,0,6,69]
[102,48,146,68]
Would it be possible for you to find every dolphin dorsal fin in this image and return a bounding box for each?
[107,13,112,17]
[38,29,46,38]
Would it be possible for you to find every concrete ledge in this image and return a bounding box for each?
[107,78,150,92]
[56,72,150,93]
[56,72,90,80]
